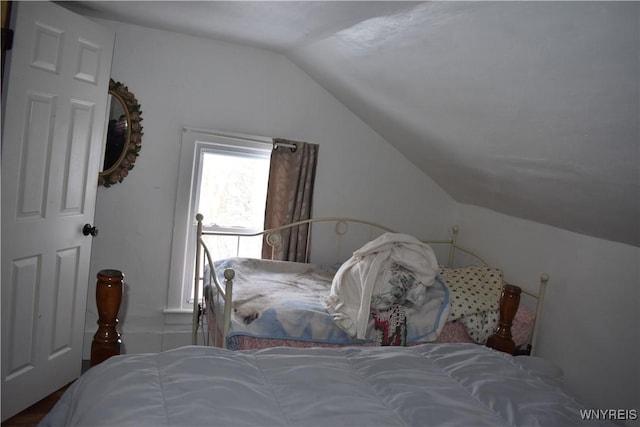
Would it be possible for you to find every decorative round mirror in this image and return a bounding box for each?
[99,79,143,187]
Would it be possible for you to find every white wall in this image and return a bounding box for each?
[456,204,639,419]
[84,21,454,356]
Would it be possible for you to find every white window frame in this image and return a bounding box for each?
[166,128,272,312]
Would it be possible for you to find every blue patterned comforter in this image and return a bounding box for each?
[206,258,450,349]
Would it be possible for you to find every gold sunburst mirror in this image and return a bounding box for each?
[99,79,143,187]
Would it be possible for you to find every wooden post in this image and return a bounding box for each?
[90,269,123,366]
[486,284,521,355]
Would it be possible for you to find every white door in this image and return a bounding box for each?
[1,1,114,420]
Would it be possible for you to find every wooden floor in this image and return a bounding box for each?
[2,361,89,426]
[1,383,72,427]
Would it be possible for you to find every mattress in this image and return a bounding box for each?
[40,343,607,427]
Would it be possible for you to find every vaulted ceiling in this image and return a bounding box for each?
[58,1,639,247]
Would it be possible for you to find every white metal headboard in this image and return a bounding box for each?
[193,214,549,353]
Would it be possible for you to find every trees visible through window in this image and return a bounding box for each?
[195,150,270,270]
[198,150,269,232]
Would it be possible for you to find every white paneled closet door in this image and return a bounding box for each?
[1,1,114,420]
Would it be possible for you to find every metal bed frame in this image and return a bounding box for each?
[193,214,549,353]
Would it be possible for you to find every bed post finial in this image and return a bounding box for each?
[196,213,203,223]
[224,269,235,281]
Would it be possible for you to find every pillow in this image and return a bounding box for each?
[458,310,500,344]
[438,266,503,320]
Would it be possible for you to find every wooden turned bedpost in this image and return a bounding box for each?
[90,269,123,366]
[486,284,521,355]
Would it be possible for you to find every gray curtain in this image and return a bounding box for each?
[262,138,319,261]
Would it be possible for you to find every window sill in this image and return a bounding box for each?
[163,308,195,325]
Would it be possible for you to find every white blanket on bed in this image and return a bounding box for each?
[40,343,606,427]
[322,232,440,339]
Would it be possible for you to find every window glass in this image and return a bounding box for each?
[197,151,269,230]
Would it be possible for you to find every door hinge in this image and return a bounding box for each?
[2,28,14,51]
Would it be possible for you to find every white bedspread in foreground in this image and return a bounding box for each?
[40,343,607,427]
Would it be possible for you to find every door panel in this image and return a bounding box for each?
[52,246,81,355]
[62,101,95,214]
[1,1,114,420]
[5,255,40,380]
[16,92,56,219]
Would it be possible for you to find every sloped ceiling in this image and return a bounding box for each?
[58,1,639,247]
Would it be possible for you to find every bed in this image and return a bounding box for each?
[194,215,549,355]
[40,343,608,427]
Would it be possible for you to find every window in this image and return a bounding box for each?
[168,129,271,311]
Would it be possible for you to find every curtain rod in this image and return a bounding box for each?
[273,141,297,152]
[183,127,272,144]
[183,126,297,152]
